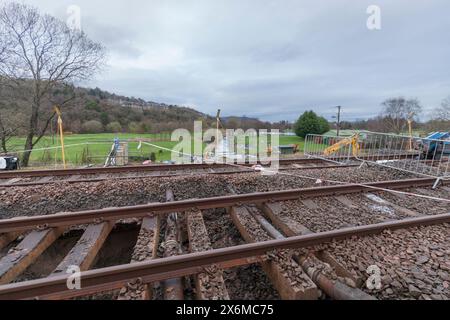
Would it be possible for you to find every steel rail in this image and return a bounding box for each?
[0,164,360,188]
[0,212,448,300]
[0,177,443,234]
[0,158,330,179]
[0,154,419,180]
[0,163,229,179]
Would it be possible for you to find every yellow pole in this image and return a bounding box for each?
[54,106,66,169]
[408,119,413,151]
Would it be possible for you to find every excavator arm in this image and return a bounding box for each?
[323,134,359,157]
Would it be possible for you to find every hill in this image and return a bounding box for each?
[0,83,216,135]
[0,83,291,136]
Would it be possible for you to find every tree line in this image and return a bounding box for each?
[340,97,450,134]
[294,96,450,138]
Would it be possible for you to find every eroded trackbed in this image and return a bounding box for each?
[0,172,448,300]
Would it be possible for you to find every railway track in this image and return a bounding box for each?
[0,214,448,300]
[0,158,329,179]
[0,177,443,233]
[0,176,448,300]
[0,163,359,188]
[0,153,418,187]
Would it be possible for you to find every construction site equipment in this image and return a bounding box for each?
[104,138,129,167]
[323,134,360,157]
[115,142,129,166]
[277,144,298,155]
[304,131,450,179]
[104,142,118,167]
[0,156,18,171]
[420,132,450,160]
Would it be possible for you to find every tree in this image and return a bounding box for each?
[82,120,103,133]
[317,116,330,134]
[128,121,140,133]
[381,97,422,134]
[294,111,330,138]
[432,96,450,121]
[106,121,122,133]
[0,111,16,153]
[0,76,20,153]
[100,112,109,127]
[0,2,106,166]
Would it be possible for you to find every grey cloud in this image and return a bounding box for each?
[17,0,450,122]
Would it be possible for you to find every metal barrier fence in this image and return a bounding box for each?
[304,132,450,179]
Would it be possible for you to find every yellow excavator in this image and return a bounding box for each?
[323,133,360,157]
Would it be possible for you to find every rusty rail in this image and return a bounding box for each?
[0,177,443,234]
[0,212,448,300]
[0,158,331,179]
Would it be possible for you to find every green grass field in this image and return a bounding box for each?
[5,133,305,167]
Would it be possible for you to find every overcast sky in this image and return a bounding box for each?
[8,0,450,122]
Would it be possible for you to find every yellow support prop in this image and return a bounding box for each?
[54,106,66,169]
[408,119,413,151]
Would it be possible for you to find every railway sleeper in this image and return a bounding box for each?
[1,178,23,186]
[0,227,64,284]
[261,201,363,285]
[229,205,319,300]
[0,232,21,251]
[186,210,230,300]
[259,202,375,300]
[50,222,114,277]
[364,193,421,217]
[118,215,160,300]
[36,176,54,184]
[333,195,397,223]
[162,190,184,300]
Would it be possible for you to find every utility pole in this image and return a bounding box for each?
[336,106,342,137]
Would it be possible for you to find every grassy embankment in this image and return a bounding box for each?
[6,133,306,166]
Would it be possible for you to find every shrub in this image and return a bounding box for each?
[128,121,149,133]
[106,121,122,133]
[128,122,140,133]
[82,120,103,133]
[294,111,330,138]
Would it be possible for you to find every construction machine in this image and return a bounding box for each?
[0,156,18,170]
[419,132,450,160]
[323,134,360,157]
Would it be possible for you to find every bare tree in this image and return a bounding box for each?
[381,97,422,134]
[0,111,17,154]
[0,2,106,166]
[432,96,450,121]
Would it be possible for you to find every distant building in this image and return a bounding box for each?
[324,130,370,137]
[276,144,298,155]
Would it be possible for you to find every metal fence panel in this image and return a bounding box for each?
[304,132,450,178]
